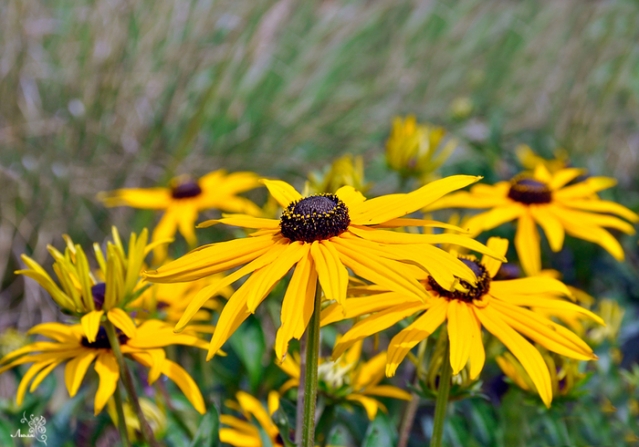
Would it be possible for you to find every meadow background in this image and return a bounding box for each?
[1,0,639,445]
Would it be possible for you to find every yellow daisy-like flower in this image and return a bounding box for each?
[107,397,167,441]
[146,176,504,361]
[16,228,161,345]
[328,238,602,407]
[99,170,262,261]
[278,341,411,420]
[427,164,639,275]
[220,391,283,447]
[0,319,207,415]
[386,115,456,181]
[131,273,233,334]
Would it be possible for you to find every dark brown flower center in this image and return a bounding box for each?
[171,180,202,199]
[280,194,350,242]
[81,326,129,349]
[92,282,106,310]
[427,258,490,302]
[507,177,552,204]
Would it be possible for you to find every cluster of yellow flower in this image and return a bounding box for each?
[1,116,636,446]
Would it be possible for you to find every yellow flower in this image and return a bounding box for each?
[131,273,233,334]
[427,164,639,275]
[99,170,262,261]
[278,341,410,420]
[146,176,504,361]
[307,155,370,195]
[16,228,160,344]
[107,397,167,441]
[497,350,585,400]
[327,238,602,407]
[0,319,207,414]
[386,115,456,181]
[220,391,283,447]
[516,144,569,173]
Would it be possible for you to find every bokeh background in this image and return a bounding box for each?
[1,1,639,445]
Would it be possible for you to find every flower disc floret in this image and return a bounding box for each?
[280,194,350,242]
[507,177,552,204]
[171,180,203,199]
[428,258,490,302]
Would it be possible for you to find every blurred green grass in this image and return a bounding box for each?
[2,0,639,327]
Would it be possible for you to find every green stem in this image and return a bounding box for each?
[301,283,322,447]
[112,383,131,447]
[104,320,160,447]
[398,339,428,447]
[430,341,451,447]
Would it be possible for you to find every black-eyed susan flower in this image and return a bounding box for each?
[278,341,411,420]
[145,176,504,361]
[386,115,456,181]
[0,319,207,415]
[220,391,283,447]
[329,238,602,407]
[99,170,262,262]
[16,228,160,345]
[427,164,639,275]
[307,154,370,195]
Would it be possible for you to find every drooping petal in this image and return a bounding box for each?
[145,233,280,283]
[364,385,412,400]
[490,277,571,297]
[161,359,206,414]
[559,199,639,223]
[515,211,541,276]
[246,242,308,312]
[553,177,617,200]
[333,302,428,359]
[237,391,279,439]
[474,305,552,407]
[64,351,98,396]
[175,204,199,246]
[275,251,317,360]
[93,353,119,415]
[467,311,485,380]
[29,361,60,393]
[354,352,386,389]
[98,188,172,209]
[80,310,104,343]
[529,205,565,252]
[447,300,473,375]
[320,292,419,326]
[349,175,482,225]
[198,216,280,229]
[469,204,524,233]
[262,179,302,208]
[311,241,348,306]
[17,362,53,405]
[556,217,625,261]
[548,168,586,190]
[107,308,137,339]
[386,299,448,377]
[346,394,380,420]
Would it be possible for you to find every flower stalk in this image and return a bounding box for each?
[104,320,160,447]
[301,283,322,447]
[112,384,131,447]
[430,340,452,447]
[398,339,428,447]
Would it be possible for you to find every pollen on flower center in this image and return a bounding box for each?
[81,326,129,349]
[280,194,350,242]
[92,282,106,310]
[507,177,552,204]
[428,258,491,302]
[171,180,203,199]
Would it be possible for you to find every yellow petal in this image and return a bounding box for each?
[107,308,137,339]
[467,311,485,380]
[386,299,448,377]
[98,188,172,209]
[447,300,473,375]
[261,179,302,208]
[472,204,524,232]
[548,168,587,190]
[490,277,571,297]
[364,385,412,401]
[17,362,52,405]
[310,241,348,306]
[474,306,552,407]
[65,351,98,397]
[198,216,280,229]
[349,175,482,225]
[515,211,541,276]
[529,205,565,252]
[145,234,279,283]
[161,359,206,414]
[237,391,278,438]
[556,217,625,261]
[481,237,509,278]
[346,394,380,420]
[335,185,366,208]
[354,352,386,389]
[533,164,552,184]
[93,352,119,415]
[275,252,317,360]
[333,302,428,359]
[246,242,308,313]
[561,199,639,223]
[175,204,199,246]
[320,292,419,326]
[554,176,617,199]
[80,310,104,343]
[374,218,468,232]
[29,361,60,393]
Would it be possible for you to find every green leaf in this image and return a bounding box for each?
[362,412,397,447]
[190,405,220,447]
[229,316,266,391]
